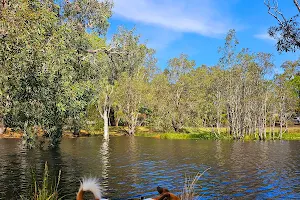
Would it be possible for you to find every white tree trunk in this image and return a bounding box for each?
[103,109,109,140]
[0,117,5,134]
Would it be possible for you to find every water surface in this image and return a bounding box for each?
[0,137,299,199]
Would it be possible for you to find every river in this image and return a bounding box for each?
[0,137,299,199]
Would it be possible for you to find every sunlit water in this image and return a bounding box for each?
[0,137,299,199]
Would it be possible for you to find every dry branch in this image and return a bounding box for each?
[294,0,300,12]
[181,167,211,200]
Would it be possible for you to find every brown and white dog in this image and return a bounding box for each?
[76,178,180,200]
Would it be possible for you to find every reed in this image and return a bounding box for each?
[21,162,62,200]
[180,168,211,200]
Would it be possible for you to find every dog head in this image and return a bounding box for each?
[157,186,170,194]
[152,186,180,200]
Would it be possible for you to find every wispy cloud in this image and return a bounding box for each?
[112,0,238,37]
[137,26,182,50]
[254,33,276,41]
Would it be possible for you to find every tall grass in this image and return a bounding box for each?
[21,162,62,200]
[281,132,300,140]
[180,168,211,200]
[135,132,231,140]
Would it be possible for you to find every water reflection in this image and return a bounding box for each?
[214,140,225,167]
[127,137,138,187]
[0,138,299,199]
[100,138,110,196]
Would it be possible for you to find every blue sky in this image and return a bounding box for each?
[106,0,300,73]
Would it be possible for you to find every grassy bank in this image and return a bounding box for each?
[135,127,230,140]
[90,126,300,140]
[135,127,300,141]
[1,126,300,140]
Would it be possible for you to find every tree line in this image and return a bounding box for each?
[0,0,299,148]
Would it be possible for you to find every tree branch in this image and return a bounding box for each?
[264,0,286,25]
[86,46,111,54]
[86,46,125,55]
[294,0,300,12]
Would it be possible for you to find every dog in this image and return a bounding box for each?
[76,178,180,200]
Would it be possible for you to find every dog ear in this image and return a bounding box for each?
[157,186,170,194]
[157,186,163,194]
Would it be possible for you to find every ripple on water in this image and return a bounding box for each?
[0,138,299,199]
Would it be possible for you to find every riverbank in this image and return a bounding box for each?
[134,127,300,141]
[135,131,300,140]
[91,126,300,141]
[1,126,300,140]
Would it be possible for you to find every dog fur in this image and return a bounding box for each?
[76,177,105,200]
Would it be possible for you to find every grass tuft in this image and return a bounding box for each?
[21,162,62,200]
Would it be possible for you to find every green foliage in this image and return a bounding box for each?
[109,28,156,135]
[281,132,300,140]
[85,103,104,131]
[22,121,38,149]
[115,70,151,135]
[150,54,196,132]
[64,0,113,35]
[0,0,113,147]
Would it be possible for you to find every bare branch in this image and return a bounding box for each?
[294,0,300,12]
[264,0,287,25]
[86,46,112,54]
[86,46,126,56]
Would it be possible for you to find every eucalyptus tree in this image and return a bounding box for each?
[218,29,241,138]
[187,66,212,128]
[254,53,274,140]
[115,68,151,135]
[112,31,156,136]
[218,29,276,139]
[89,27,156,138]
[153,54,195,132]
[61,0,113,138]
[207,66,226,135]
[0,0,113,147]
[149,73,171,131]
[83,33,112,140]
[0,0,71,147]
[64,0,113,36]
[275,61,299,138]
[290,67,300,113]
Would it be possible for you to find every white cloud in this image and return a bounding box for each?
[254,33,276,41]
[138,27,183,50]
[112,0,238,37]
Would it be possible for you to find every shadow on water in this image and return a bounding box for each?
[0,138,299,199]
[0,140,65,199]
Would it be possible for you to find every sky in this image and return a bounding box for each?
[106,0,300,73]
